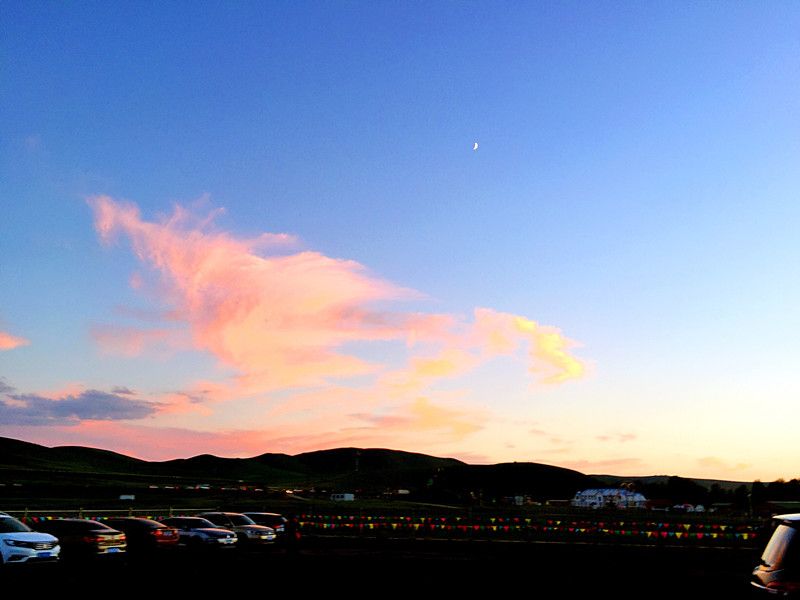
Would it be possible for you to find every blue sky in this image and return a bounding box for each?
[2,2,800,479]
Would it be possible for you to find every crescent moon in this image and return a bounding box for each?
[473,142,479,151]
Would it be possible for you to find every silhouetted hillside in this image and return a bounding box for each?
[431,462,601,502]
[0,436,147,473]
[0,436,597,500]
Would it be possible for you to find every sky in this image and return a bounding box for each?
[2,2,800,482]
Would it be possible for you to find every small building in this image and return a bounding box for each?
[571,488,647,509]
[330,493,355,502]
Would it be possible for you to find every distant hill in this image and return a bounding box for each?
[0,436,148,473]
[433,463,600,501]
[593,473,749,492]
[0,435,595,499]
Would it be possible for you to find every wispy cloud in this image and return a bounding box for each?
[89,195,421,393]
[89,197,585,398]
[86,196,587,451]
[0,419,475,461]
[91,325,189,357]
[0,331,30,351]
[350,397,484,439]
[596,432,637,443]
[111,386,136,395]
[0,378,16,395]
[0,385,157,426]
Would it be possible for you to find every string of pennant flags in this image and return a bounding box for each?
[295,514,763,542]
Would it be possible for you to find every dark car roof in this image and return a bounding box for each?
[36,519,118,532]
[105,517,167,529]
[243,512,284,517]
[243,512,286,523]
[161,517,217,526]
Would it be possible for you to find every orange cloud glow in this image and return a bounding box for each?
[0,331,29,351]
[88,196,586,429]
[475,309,585,383]
[91,325,188,357]
[89,195,422,392]
[697,456,751,473]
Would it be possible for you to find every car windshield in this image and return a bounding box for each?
[247,514,284,525]
[109,519,159,529]
[0,517,32,533]
[761,524,798,568]
[229,515,256,526]
[179,518,216,528]
[47,520,113,532]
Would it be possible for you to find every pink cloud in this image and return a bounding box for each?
[350,397,484,439]
[0,413,479,461]
[0,331,29,351]
[91,325,188,357]
[89,195,421,392]
[596,432,638,443]
[87,196,587,434]
[473,308,585,383]
[37,382,86,399]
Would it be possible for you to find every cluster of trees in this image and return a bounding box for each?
[631,476,800,511]
[751,479,800,504]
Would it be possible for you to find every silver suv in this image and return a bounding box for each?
[0,512,60,565]
[751,513,800,597]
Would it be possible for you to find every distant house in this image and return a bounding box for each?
[571,488,647,509]
[330,493,355,502]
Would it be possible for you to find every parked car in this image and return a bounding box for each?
[0,512,60,565]
[159,516,237,549]
[103,517,179,553]
[198,512,276,545]
[751,513,800,597]
[33,518,125,559]
[242,512,287,536]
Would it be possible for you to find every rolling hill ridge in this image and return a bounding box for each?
[0,435,598,500]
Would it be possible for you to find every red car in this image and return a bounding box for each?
[103,517,179,553]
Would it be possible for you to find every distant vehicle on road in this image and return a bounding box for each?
[751,513,800,597]
[159,516,237,549]
[33,518,125,560]
[198,512,276,546]
[0,512,60,565]
[103,517,179,553]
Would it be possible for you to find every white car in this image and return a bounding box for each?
[0,512,60,565]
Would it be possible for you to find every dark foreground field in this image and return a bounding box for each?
[2,536,760,597]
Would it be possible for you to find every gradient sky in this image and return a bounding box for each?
[3,2,800,481]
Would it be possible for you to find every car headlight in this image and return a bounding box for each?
[4,539,23,546]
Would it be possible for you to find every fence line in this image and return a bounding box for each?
[5,507,214,519]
